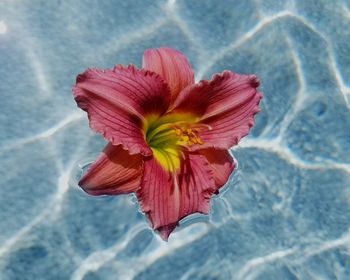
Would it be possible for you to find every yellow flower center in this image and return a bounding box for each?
[143,113,206,172]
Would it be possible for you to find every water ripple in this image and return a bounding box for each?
[0,0,349,279]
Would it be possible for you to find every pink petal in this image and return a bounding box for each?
[79,143,143,195]
[137,153,216,240]
[172,71,262,150]
[72,65,170,155]
[142,47,195,104]
[199,149,235,190]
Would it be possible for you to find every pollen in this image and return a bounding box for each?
[143,113,208,172]
[174,126,204,147]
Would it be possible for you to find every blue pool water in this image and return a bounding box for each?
[1,0,350,279]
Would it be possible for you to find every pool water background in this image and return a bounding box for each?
[0,0,350,279]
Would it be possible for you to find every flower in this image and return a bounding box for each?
[73,47,262,240]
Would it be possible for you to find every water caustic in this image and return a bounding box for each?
[1,0,350,279]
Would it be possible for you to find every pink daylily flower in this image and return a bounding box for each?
[73,47,262,240]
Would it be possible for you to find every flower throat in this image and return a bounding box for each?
[143,114,206,172]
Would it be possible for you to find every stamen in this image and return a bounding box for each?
[144,114,206,172]
[145,116,207,172]
[191,123,212,131]
[147,120,203,145]
[176,126,204,147]
[146,122,174,142]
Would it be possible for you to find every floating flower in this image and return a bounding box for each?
[73,47,262,240]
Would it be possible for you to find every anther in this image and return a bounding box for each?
[175,128,182,136]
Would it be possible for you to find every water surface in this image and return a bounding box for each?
[0,0,350,279]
